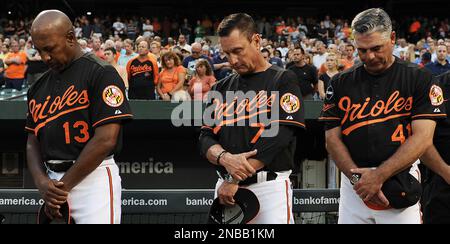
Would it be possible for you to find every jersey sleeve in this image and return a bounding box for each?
[411,72,446,121]
[90,65,133,128]
[275,70,306,129]
[251,125,296,166]
[318,75,342,130]
[25,90,37,134]
[199,88,220,157]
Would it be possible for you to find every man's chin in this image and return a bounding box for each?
[234,67,249,75]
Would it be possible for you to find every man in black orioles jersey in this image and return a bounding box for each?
[199,13,305,224]
[126,40,159,100]
[319,8,446,224]
[26,10,133,224]
[421,71,450,224]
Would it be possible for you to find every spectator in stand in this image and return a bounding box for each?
[3,40,27,90]
[115,40,123,54]
[180,18,192,44]
[0,43,9,61]
[127,19,138,40]
[78,39,91,53]
[81,18,93,39]
[142,19,154,38]
[165,37,175,50]
[150,41,162,69]
[176,34,191,53]
[104,47,128,89]
[152,17,161,36]
[313,41,328,69]
[92,17,104,38]
[126,40,159,100]
[288,47,318,100]
[318,53,339,100]
[113,17,126,39]
[25,38,47,85]
[183,42,214,75]
[419,52,432,68]
[118,39,137,67]
[201,45,211,58]
[212,45,232,80]
[188,58,216,100]
[194,20,206,42]
[261,48,283,68]
[92,36,105,60]
[0,58,4,87]
[4,20,16,38]
[157,51,186,101]
[425,44,450,75]
[341,43,356,70]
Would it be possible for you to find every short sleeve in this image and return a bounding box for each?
[25,91,37,134]
[176,65,186,75]
[318,75,342,130]
[90,65,133,128]
[411,73,446,121]
[275,70,305,129]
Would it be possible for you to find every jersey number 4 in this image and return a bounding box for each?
[63,121,90,144]
[391,124,412,144]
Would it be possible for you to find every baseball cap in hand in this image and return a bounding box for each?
[381,168,422,209]
[38,202,75,224]
[208,188,260,224]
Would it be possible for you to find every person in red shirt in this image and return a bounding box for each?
[188,58,216,100]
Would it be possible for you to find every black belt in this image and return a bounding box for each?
[218,171,278,186]
[44,161,74,172]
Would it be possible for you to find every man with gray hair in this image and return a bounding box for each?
[319,8,446,224]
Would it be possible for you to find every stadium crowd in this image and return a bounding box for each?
[0,14,449,100]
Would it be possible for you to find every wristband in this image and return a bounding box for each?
[216,150,227,166]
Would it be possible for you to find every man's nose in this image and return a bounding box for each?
[228,54,238,65]
[41,52,51,62]
[366,51,376,61]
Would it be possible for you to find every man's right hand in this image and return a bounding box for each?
[44,203,63,220]
[37,179,69,210]
[220,150,257,181]
[366,190,390,208]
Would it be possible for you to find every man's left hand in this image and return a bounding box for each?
[351,167,385,202]
[217,181,239,206]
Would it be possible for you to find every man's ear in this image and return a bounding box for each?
[252,33,261,49]
[66,30,77,46]
[390,31,396,45]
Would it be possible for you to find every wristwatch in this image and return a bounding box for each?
[224,173,240,184]
[350,173,361,185]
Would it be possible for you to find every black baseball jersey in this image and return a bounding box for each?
[319,58,446,168]
[25,53,133,161]
[126,55,159,100]
[434,71,450,163]
[288,64,318,96]
[199,65,305,172]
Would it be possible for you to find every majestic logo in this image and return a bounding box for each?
[103,85,124,107]
[280,93,300,114]
[338,90,413,135]
[430,85,444,106]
